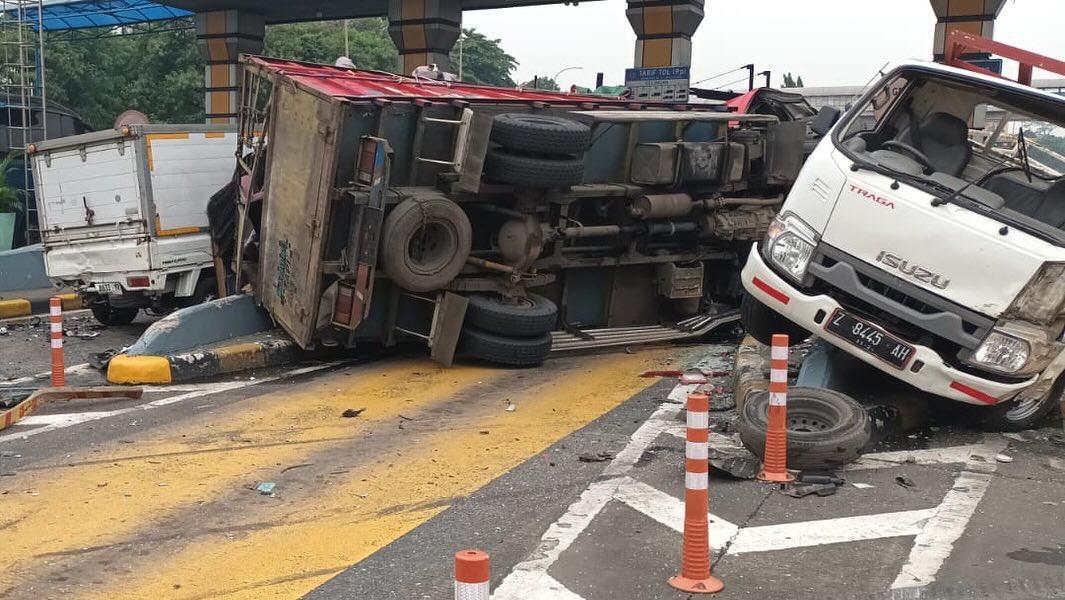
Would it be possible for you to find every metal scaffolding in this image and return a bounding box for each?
[1,0,44,245]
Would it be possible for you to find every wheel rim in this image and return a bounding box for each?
[406,221,456,275]
[779,399,843,434]
[1002,396,1045,422]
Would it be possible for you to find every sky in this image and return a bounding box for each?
[462,0,1063,91]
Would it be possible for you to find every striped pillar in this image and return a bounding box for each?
[196,10,265,124]
[930,0,1006,61]
[454,549,490,600]
[388,0,462,76]
[49,297,64,387]
[757,334,795,483]
[626,0,704,69]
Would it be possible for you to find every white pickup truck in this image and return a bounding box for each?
[741,42,1065,431]
[31,124,236,325]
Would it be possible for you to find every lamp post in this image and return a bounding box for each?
[552,66,583,90]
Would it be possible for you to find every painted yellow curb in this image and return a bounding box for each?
[58,293,83,311]
[107,355,172,385]
[0,299,31,319]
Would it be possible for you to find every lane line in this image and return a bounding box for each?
[0,361,345,443]
[614,476,739,550]
[731,508,936,554]
[1,363,92,386]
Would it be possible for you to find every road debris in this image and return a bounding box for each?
[578,451,615,463]
[341,408,366,418]
[852,483,875,489]
[781,481,838,498]
[505,401,516,412]
[995,453,1014,464]
[895,475,916,490]
[255,482,276,495]
[708,448,761,479]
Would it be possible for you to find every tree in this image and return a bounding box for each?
[265,18,396,71]
[450,28,517,86]
[781,72,805,88]
[521,76,559,91]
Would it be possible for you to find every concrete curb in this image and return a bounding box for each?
[731,334,768,409]
[107,338,298,384]
[0,293,82,320]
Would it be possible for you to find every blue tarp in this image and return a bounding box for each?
[17,0,192,31]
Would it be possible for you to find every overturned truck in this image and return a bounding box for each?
[224,57,807,366]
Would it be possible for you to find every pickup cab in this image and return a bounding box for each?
[31,124,236,324]
[740,36,1065,430]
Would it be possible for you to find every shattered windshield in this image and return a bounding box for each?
[835,69,1065,240]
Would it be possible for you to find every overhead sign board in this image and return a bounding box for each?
[625,66,690,103]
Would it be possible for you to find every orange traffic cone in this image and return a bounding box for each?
[758,334,795,483]
[49,297,65,387]
[454,549,489,600]
[669,392,724,594]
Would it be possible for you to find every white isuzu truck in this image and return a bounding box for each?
[31,124,236,325]
[741,38,1065,430]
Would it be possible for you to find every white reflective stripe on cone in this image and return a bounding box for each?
[51,339,63,349]
[685,471,709,490]
[687,411,709,429]
[769,392,787,406]
[50,307,61,316]
[686,441,708,460]
[454,581,489,600]
[771,345,789,360]
[50,323,62,333]
[769,370,787,383]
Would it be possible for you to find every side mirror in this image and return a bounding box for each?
[809,106,842,137]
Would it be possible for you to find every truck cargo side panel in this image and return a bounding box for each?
[258,86,342,348]
[147,131,237,234]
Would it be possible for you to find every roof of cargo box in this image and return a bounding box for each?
[245,56,723,107]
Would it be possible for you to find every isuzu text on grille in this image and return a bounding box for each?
[875,251,951,290]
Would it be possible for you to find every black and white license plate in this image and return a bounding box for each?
[824,309,915,369]
[95,282,122,295]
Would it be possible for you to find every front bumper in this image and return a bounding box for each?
[741,247,1034,406]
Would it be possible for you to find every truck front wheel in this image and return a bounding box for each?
[740,292,810,346]
[971,376,1063,432]
[91,303,139,326]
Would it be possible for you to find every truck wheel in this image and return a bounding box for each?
[490,113,592,155]
[971,377,1063,432]
[380,197,472,293]
[91,304,139,326]
[465,293,558,337]
[484,149,584,188]
[459,327,552,367]
[738,387,872,471]
[740,292,810,346]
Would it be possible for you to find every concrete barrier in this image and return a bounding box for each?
[0,244,50,292]
[125,294,275,357]
[108,338,297,384]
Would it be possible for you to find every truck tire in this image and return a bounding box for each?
[380,197,472,293]
[490,113,592,155]
[970,376,1063,432]
[740,292,810,346]
[738,387,872,471]
[465,293,558,337]
[91,304,139,326]
[484,149,584,188]
[459,327,552,367]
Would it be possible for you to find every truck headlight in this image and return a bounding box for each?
[1008,263,1065,325]
[763,212,817,283]
[970,331,1030,374]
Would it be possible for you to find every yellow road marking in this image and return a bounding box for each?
[0,359,495,592]
[83,348,686,599]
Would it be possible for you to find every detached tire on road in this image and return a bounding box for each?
[91,304,138,326]
[490,113,591,155]
[465,293,558,337]
[740,292,810,346]
[380,197,472,293]
[484,149,584,188]
[738,387,872,471]
[459,327,552,367]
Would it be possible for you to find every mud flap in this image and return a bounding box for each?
[429,292,469,367]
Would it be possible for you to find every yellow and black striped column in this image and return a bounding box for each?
[196,10,265,124]
[388,0,462,76]
[930,0,1006,61]
[626,0,704,69]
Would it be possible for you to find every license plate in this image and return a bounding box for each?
[824,309,915,369]
[95,282,122,295]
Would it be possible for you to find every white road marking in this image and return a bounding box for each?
[1,363,93,386]
[842,444,994,471]
[613,476,739,550]
[492,571,585,600]
[0,362,344,443]
[667,382,700,403]
[731,508,936,555]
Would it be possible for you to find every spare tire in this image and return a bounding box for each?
[738,387,872,471]
[459,327,552,367]
[490,113,591,155]
[465,293,558,337]
[485,149,584,188]
[380,197,472,293]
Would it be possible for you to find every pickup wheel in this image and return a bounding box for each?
[484,149,584,188]
[464,293,558,337]
[739,387,873,470]
[972,376,1063,432]
[91,304,139,326]
[380,197,472,293]
[740,292,810,346]
[459,327,552,367]
[490,113,592,155]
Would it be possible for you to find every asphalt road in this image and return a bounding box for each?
[1,310,1064,600]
